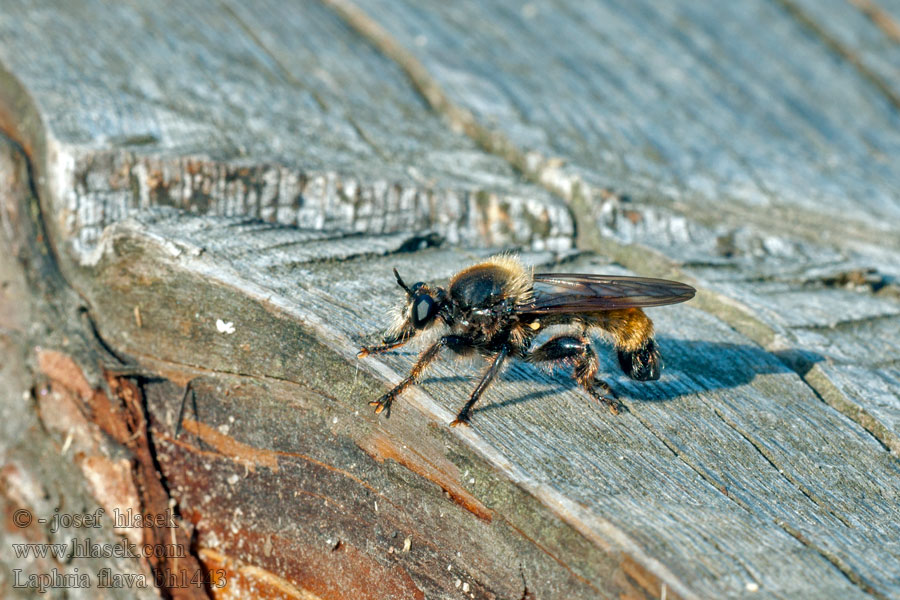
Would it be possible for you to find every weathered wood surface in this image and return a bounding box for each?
[1,1,900,599]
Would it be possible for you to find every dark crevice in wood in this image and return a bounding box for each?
[217,0,330,115]
[802,368,900,457]
[708,405,887,598]
[0,134,68,300]
[120,347,344,404]
[499,518,599,594]
[393,232,445,254]
[711,407,853,528]
[773,0,900,113]
[777,520,888,600]
[79,306,131,367]
[228,230,355,256]
[517,566,533,600]
[1,134,211,599]
[806,267,897,295]
[707,268,895,295]
[784,352,900,373]
[867,358,900,369]
[261,231,446,270]
[793,313,900,333]
[567,192,899,462]
[98,374,210,600]
[127,379,210,600]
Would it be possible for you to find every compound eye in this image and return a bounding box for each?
[411,295,436,329]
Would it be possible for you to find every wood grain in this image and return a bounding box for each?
[2,0,899,598]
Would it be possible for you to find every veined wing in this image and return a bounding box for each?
[522,273,696,314]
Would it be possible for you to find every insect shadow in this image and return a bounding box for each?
[424,337,823,414]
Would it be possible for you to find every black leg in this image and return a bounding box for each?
[528,335,621,414]
[175,380,197,438]
[370,335,474,417]
[450,345,510,428]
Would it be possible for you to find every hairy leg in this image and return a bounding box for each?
[617,337,661,381]
[450,345,510,428]
[528,335,621,414]
[358,336,410,357]
[369,335,473,417]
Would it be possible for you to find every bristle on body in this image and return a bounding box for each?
[447,253,533,307]
[580,308,655,352]
[484,254,533,305]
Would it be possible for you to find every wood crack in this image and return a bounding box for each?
[626,410,771,595]
[711,407,854,528]
[500,519,600,594]
[707,409,888,598]
[772,0,900,112]
[802,367,900,457]
[217,0,330,113]
[792,313,900,333]
[777,521,888,600]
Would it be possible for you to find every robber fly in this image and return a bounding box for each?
[359,255,695,426]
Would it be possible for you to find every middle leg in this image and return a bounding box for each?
[450,344,510,428]
[527,335,621,414]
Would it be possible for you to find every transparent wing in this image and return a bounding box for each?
[522,273,696,314]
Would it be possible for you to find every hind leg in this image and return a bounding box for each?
[528,335,621,414]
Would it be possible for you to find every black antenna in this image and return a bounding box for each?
[393,268,413,297]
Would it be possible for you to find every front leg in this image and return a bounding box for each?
[369,335,474,417]
[358,334,411,358]
[359,304,420,357]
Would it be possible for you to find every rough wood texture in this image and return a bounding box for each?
[1,1,899,599]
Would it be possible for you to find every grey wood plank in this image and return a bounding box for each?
[809,364,900,453]
[780,0,900,105]
[874,0,900,19]
[76,212,900,598]
[0,0,573,258]
[574,193,900,463]
[349,0,900,240]
[3,0,899,597]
